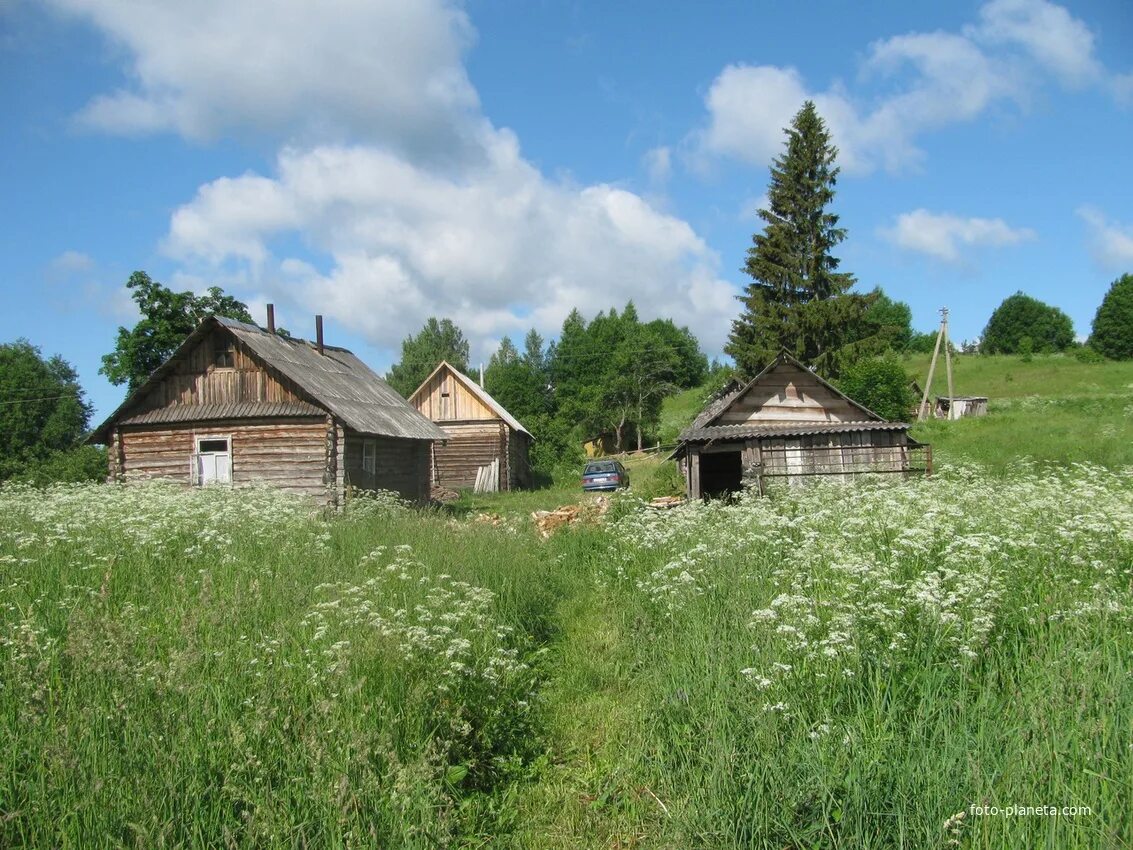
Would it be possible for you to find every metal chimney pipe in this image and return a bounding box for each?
[315,315,324,355]
[479,363,485,387]
[266,304,275,334]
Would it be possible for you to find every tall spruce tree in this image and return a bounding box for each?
[725,101,871,378]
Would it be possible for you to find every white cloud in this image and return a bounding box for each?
[691,0,1117,174]
[694,65,812,168]
[49,0,480,155]
[47,250,95,274]
[1077,206,1133,269]
[643,146,672,185]
[1114,73,1133,107]
[693,33,1019,175]
[971,0,1100,85]
[166,132,739,359]
[881,209,1036,262]
[57,0,744,358]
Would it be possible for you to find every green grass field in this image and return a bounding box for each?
[904,352,1133,471]
[2,355,1131,848]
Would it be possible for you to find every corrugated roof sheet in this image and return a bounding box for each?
[89,316,448,443]
[120,401,323,426]
[678,421,910,442]
[409,361,532,438]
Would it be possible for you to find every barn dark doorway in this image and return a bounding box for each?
[700,450,742,498]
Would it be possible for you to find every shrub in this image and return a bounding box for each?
[1074,345,1106,364]
[1089,273,1133,360]
[835,353,915,421]
[10,445,106,485]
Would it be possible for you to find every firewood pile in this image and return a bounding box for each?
[430,485,461,503]
[531,495,611,538]
[647,496,685,509]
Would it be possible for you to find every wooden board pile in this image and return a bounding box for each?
[473,458,500,494]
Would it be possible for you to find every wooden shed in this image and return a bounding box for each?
[88,316,448,506]
[408,361,532,491]
[934,396,989,419]
[671,351,928,498]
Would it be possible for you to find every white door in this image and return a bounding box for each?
[196,438,231,485]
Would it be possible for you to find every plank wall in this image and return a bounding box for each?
[412,367,496,422]
[758,430,910,480]
[136,327,308,412]
[716,362,866,425]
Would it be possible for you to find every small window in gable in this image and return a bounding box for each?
[214,339,236,369]
[362,440,376,474]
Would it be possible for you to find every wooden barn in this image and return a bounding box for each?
[89,315,448,506]
[672,351,928,498]
[408,361,532,492]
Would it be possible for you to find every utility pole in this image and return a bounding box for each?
[918,307,952,422]
[943,307,955,419]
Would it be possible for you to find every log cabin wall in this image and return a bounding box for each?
[716,362,866,425]
[431,421,508,490]
[343,432,431,503]
[135,328,309,414]
[117,417,330,500]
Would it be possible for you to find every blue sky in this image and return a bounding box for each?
[2,0,1131,422]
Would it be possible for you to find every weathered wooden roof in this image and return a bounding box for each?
[120,401,324,426]
[409,360,532,438]
[90,317,447,442]
[680,421,909,442]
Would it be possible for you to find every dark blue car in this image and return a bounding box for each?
[581,460,629,492]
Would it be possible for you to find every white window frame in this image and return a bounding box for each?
[362,439,376,475]
[192,433,233,486]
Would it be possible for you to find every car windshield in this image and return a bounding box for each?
[584,462,618,474]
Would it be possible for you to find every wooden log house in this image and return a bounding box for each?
[88,315,448,506]
[672,351,928,498]
[408,361,533,491]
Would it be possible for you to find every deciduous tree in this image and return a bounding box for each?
[1089,273,1133,360]
[100,271,253,391]
[981,292,1074,354]
[1,340,102,482]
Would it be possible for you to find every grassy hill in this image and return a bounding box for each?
[903,352,1133,470]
